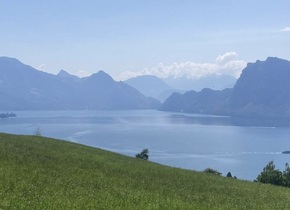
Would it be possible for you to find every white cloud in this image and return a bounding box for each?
[281,27,290,32]
[118,52,247,80]
[215,52,238,64]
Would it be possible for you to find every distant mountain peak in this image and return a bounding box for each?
[252,57,289,66]
[96,70,112,77]
[0,56,45,77]
[58,69,68,74]
[57,69,79,78]
[89,70,114,81]
[58,69,72,76]
[125,75,171,87]
[265,57,286,62]
[97,70,106,74]
[57,69,80,82]
[124,75,173,101]
[0,57,28,69]
[0,56,21,63]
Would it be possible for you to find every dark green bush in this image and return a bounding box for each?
[203,168,222,176]
[135,148,149,160]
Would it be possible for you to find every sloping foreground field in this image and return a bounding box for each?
[1,133,290,209]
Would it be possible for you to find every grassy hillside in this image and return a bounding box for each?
[1,133,290,209]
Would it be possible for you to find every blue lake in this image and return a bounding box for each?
[1,110,290,181]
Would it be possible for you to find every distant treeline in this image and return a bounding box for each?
[0,113,16,118]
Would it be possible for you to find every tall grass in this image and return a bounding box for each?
[1,133,290,209]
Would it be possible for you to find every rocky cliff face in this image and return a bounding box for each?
[160,57,290,118]
[230,57,290,117]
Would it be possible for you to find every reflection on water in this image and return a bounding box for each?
[166,114,232,126]
[1,109,290,181]
[167,113,290,127]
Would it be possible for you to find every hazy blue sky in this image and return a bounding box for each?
[1,0,290,80]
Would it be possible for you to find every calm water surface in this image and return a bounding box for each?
[1,110,290,181]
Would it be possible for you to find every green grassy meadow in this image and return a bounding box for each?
[1,133,290,209]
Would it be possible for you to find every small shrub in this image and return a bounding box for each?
[203,168,222,176]
[34,127,42,136]
[135,148,149,160]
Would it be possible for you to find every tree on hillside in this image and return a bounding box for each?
[135,148,149,160]
[256,161,283,186]
[282,163,290,187]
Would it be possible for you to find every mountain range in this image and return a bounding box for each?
[2,56,290,119]
[124,75,184,102]
[164,74,236,91]
[0,57,160,110]
[160,57,290,118]
[124,74,236,102]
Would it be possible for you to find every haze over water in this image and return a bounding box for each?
[1,110,290,181]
